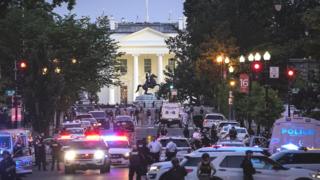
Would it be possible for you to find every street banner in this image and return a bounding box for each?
[239,73,249,94]
[270,66,279,78]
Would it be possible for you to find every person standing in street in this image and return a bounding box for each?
[197,153,216,180]
[147,136,162,162]
[0,151,16,180]
[165,140,177,161]
[241,150,256,180]
[37,139,47,171]
[160,158,187,180]
[50,140,61,171]
[129,145,142,180]
[147,109,152,125]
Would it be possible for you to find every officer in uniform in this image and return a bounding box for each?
[50,140,61,171]
[37,139,46,171]
[129,145,142,180]
[0,151,16,180]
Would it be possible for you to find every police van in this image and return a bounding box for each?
[0,129,33,174]
[269,117,320,153]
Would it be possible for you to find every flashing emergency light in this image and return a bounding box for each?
[251,61,263,73]
[86,135,101,141]
[18,60,28,70]
[59,135,71,140]
[102,135,128,141]
[281,143,299,150]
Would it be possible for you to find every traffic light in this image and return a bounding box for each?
[286,68,296,80]
[18,59,28,71]
[251,61,263,74]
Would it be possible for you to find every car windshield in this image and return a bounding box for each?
[219,123,239,128]
[63,124,81,129]
[116,116,131,121]
[90,112,106,118]
[106,141,129,148]
[67,128,84,134]
[206,115,224,120]
[0,136,11,149]
[236,129,246,133]
[69,141,107,150]
[160,139,189,147]
[77,114,93,119]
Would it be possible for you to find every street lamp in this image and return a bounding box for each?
[263,51,271,61]
[42,67,48,75]
[216,55,223,63]
[228,66,234,73]
[54,67,61,74]
[224,57,230,64]
[254,53,261,61]
[239,55,245,63]
[248,53,254,62]
[71,58,77,64]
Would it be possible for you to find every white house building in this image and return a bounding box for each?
[98,18,186,104]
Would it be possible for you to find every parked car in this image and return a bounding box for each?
[157,136,192,161]
[219,126,249,140]
[270,150,320,171]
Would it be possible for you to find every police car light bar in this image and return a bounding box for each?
[86,135,101,141]
[102,135,128,141]
[59,135,71,140]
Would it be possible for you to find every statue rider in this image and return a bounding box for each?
[146,72,151,86]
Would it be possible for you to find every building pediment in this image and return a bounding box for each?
[118,27,170,46]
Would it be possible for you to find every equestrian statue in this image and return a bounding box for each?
[136,73,161,94]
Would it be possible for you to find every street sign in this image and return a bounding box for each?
[239,73,249,94]
[5,90,15,96]
[270,66,279,78]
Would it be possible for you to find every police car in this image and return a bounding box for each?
[157,136,191,161]
[0,130,33,175]
[147,149,319,180]
[63,135,111,174]
[102,135,131,166]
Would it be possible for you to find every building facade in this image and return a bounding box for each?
[98,19,186,104]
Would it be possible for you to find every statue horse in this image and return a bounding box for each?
[136,74,161,94]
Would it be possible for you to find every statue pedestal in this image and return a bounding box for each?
[134,94,163,108]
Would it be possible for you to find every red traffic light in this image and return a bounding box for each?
[251,61,263,73]
[18,60,28,70]
[287,68,295,78]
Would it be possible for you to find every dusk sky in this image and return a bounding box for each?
[54,0,184,22]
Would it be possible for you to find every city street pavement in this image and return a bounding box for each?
[23,166,129,180]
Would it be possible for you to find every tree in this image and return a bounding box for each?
[0,6,120,133]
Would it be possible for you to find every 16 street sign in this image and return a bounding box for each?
[239,73,249,94]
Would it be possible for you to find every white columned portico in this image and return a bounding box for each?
[133,54,139,101]
[157,54,163,83]
[108,87,115,104]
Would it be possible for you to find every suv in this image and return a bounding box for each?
[203,113,226,129]
[63,139,111,174]
[157,136,192,161]
[114,116,135,132]
[147,151,318,180]
[89,111,110,129]
[103,135,132,166]
[270,150,320,171]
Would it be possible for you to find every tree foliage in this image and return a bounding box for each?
[0,4,120,132]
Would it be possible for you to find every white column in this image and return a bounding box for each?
[133,54,139,101]
[109,87,115,104]
[157,54,163,83]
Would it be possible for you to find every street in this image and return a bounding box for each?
[24,166,128,180]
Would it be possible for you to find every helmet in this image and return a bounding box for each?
[202,153,210,159]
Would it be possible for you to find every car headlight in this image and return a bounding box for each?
[124,152,130,157]
[149,165,161,172]
[94,150,105,159]
[65,150,76,161]
[311,172,320,179]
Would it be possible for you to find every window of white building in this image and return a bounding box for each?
[118,59,127,74]
[144,59,151,73]
[168,58,176,71]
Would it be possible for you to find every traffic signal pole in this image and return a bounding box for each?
[14,60,18,128]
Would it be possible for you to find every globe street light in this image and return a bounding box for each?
[224,57,230,64]
[254,52,262,61]
[71,58,77,64]
[228,66,234,73]
[248,53,254,62]
[42,67,48,75]
[239,55,245,63]
[263,51,271,61]
[54,67,61,74]
[216,55,223,63]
